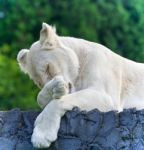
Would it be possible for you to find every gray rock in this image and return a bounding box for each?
[0,108,144,149]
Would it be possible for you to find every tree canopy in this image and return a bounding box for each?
[0,0,144,109]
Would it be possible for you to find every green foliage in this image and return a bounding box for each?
[0,54,39,110]
[0,0,144,110]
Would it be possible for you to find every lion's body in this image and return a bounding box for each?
[17,23,144,148]
[61,37,144,111]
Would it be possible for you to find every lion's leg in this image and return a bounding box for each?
[32,89,115,148]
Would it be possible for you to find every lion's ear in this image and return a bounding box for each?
[40,23,58,49]
[17,49,29,73]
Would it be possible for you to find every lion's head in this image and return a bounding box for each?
[17,23,79,92]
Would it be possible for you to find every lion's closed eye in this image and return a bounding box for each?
[45,65,53,78]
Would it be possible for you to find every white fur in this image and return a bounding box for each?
[17,23,144,148]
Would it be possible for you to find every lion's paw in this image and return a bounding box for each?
[37,76,68,108]
[31,131,51,148]
[31,126,57,148]
[52,76,68,99]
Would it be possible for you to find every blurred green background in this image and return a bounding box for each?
[0,0,144,110]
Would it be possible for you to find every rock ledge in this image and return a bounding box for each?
[0,108,144,150]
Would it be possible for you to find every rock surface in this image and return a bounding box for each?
[0,108,144,150]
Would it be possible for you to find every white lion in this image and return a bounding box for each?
[17,23,144,148]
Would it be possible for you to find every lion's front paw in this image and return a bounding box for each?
[31,126,57,148]
[52,76,69,99]
[37,75,68,108]
[31,130,51,148]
